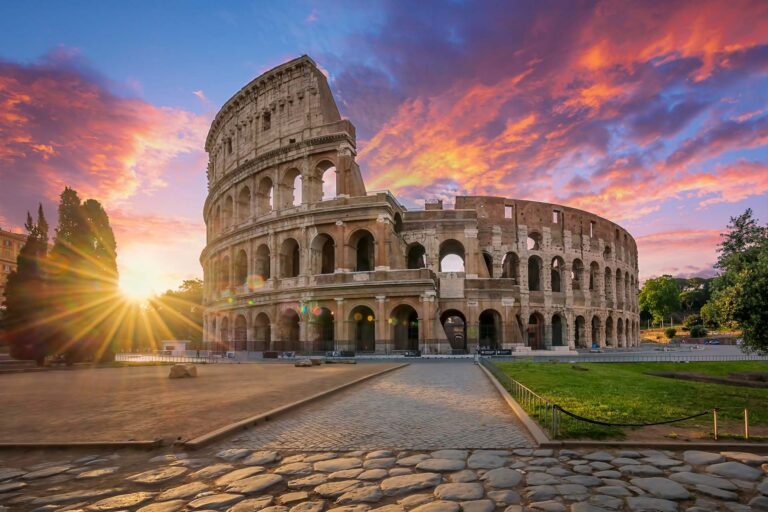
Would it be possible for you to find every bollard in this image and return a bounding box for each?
[713,408,718,440]
[744,409,749,440]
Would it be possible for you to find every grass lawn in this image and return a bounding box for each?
[495,360,768,439]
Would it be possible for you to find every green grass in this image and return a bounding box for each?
[495,360,768,439]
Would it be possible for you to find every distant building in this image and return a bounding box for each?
[0,228,28,306]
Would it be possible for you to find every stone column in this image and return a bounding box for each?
[464,229,479,277]
[375,217,389,270]
[375,296,387,353]
[334,298,347,350]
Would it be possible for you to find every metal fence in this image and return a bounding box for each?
[115,353,223,364]
[199,339,471,356]
[504,353,768,363]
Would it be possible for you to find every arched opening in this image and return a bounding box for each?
[349,230,375,272]
[406,243,426,269]
[625,318,630,346]
[213,205,221,234]
[254,313,271,351]
[235,249,248,286]
[282,169,302,208]
[615,272,623,304]
[552,314,564,346]
[219,256,230,291]
[606,317,614,347]
[574,315,586,349]
[319,162,337,201]
[617,317,625,347]
[280,238,300,278]
[604,267,612,299]
[237,186,251,223]
[234,315,247,351]
[591,316,601,348]
[350,306,375,353]
[391,304,419,351]
[502,252,519,282]
[440,310,467,351]
[310,306,334,351]
[393,213,403,234]
[278,309,300,349]
[223,196,234,228]
[479,309,502,349]
[571,259,584,290]
[255,244,271,281]
[220,316,230,351]
[482,252,494,278]
[603,246,611,259]
[257,177,273,215]
[527,312,545,350]
[551,257,564,292]
[528,255,542,291]
[589,262,599,291]
[311,234,335,274]
[439,239,465,272]
[527,232,542,251]
[625,271,631,304]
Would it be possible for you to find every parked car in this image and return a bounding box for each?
[704,339,720,345]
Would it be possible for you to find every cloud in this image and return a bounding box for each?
[636,229,722,281]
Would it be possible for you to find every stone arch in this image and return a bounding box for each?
[317,160,337,201]
[255,244,271,280]
[234,314,248,350]
[253,312,271,350]
[625,271,631,304]
[591,315,601,348]
[574,315,587,349]
[281,168,302,208]
[349,229,375,272]
[604,267,612,299]
[280,238,301,278]
[393,213,403,234]
[479,309,502,349]
[407,243,426,269]
[235,249,248,286]
[551,256,565,292]
[257,176,273,215]
[439,239,465,272]
[213,204,221,234]
[502,252,519,282]
[237,186,251,222]
[552,313,565,346]
[589,261,599,291]
[220,316,230,346]
[528,255,543,291]
[527,231,542,251]
[440,309,467,351]
[527,312,545,350]
[349,305,376,353]
[482,251,494,278]
[391,304,419,351]
[616,271,623,305]
[625,318,630,347]
[617,317,625,347]
[309,306,334,350]
[278,308,300,347]
[603,245,611,259]
[571,258,584,290]
[219,255,230,291]
[311,234,335,274]
[606,316,615,347]
[223,195,234,228]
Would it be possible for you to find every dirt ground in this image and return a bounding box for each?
[0,362,399,443]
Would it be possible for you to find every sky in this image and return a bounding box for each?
[1,0,767,296]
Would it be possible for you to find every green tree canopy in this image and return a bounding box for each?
[639,275,681,324]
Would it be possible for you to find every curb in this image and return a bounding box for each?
[0,440,162,450]
[477,362,549,446]
[542,440,768,452]
[183,363,409,449]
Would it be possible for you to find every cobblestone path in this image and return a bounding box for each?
[221,362,534,450]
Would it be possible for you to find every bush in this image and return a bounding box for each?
[683,314,703,330]
[664,327,677,339]
[689,325,708,338]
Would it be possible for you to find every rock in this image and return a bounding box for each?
[555,483,589,496]
[411,501,459,512]
[669,471,737,490]
[528,500,565,511]
[640,457,683,468]
[188,493,244,509]
[157,481,209,501]
[284,455,307,463]
[370,507,404,512]
[150,453,187,463]
[30,488,121,506]
[396,454,431,466]
[216,467,265,486]
[683,451,724,466]
[572,465,592,474]
[431,450,468,460]
[23,465,72,480]
[289,474,329,489]
[630,477,690,500]
[618,451,642,458]
[526,473,560,486]
[449,470,477,483]
[721,451,768,466]
[128,466,187,485]
[275,463,314,476]
[563,475,601,487]
[336,486,383,504]
[389,468,412,477]
[625,497,678,512]
[589,494,623,510]
[243,451,281,466]
[316,458,363,473]
[217,449,252,462]
[460,499,495,512]
[433,482,484,501]
[570,504,611,512]
[169,364,197,378]
[315,480,364,498]
[416,459,466,472]
[583,452,613,462]
[593,470,621,479]
[748,495,768,510]
[487,489,521,505]
[137,501,187,512]
[88,492,156,510]
[76,467,119,479]
[279,492,311,505]
[694,484,738,500]
[706,461,763,481]
[227,474,284,494]
[289,502,326,512]
[190,463,234,479]
[330,469,364,480]
[759,478,768,494]
[366,451,393,460]
[381,473,442,496]
[595,486,631,497]
[0,468,25,481]
[481,467,522,488]
[611,458,639,466]
[228,495,276,512]
[547,467,574,477]
[589,462,613,471]
[295,360,313,367]
[467,453,505,469]
[358,469,388,481]
[619,465,664,477]
[535,458,561,467]
[525,485,557,501]
[0,481,26,493]
[305,453,338,463]
[327,506,370,512]
[398,493,433,508]
[364,458,396,469]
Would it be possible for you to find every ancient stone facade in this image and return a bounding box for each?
[201,56,640,354]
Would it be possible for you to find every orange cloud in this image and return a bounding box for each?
[636,229,722,281]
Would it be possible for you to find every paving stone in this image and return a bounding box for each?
[358,469,388,481]
[278,492,311,505]
[216,467,265,486]
[88,492,157,510]
[669,471,738,490]
[276,463,314,476]
[583,452,613,462]
[611,458,638,466]
[284,455,307,463]
[460,499,495,512]
[366,451,393,460]
[261,506,290,512]
[188,492,244,509]
[316,459,363,473]
[190,463,234,480]
[682,451,724,466]
[381,473,442,496]
[547,467,574,477]
[588,495,622,510]
[593,470,621,479]
[528,472,561,486]
[529,500,566,511]
[0,468,25,481]
[157,481,209,501]
[589,462,613,471]
[305,453,338,463]
[570,504,611,512]
[397,493,433,508]
[173,458,208,468]
[331,469,364,480]
[616,451,640,459]
[758,478,768,494]
[625,496,678,512]
[364,458,397,469]
[76,467,119,479]
[289,501,326,512]
[619,465,664,477]
[230,496,276,512]
[227,474,284,494]
[217,449,252,462]
[467,453,505,469]
[327,506,371,512]
[137,500,187,512]
[563,475,601,487]
[525,485,558,501]
[388,468,412,477]
[30,488,122,506]
[416,459,465,472]
[431,450,468,460]
[315,480,364,498]
[706,461,763,481]
[723,503,751,512]
[595,485,631,497]
[448,470,476,483]
[748,495,768,510]
[410,501,459,512]
[128,466,187,485]
[640,457,683,468]
[397,455,431,467]
[0,481,26,493]
[243,451,281,466]
[721,451,768,466]
[288,474,329,489]
[369,506,404,512]
[668,465,691,473]
[630,477,690,500]
[503,506,523,512]
[23,465,72,480]
[481,467,522,488]
[486,490,521,505]
[694,484,738,500]
[433,483,484,501]
[336,486,383,504]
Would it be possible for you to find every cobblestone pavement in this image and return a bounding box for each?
[220,362,533,450]
[2,447,767,511]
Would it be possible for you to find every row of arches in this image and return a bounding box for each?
[573,315,640,349]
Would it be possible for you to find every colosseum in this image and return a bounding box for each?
[201,56,640,356]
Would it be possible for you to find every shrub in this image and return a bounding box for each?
[683,314,703,330]
[689,325,708,338]
[664,327,677,339]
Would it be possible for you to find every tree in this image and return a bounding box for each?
[152,279,204,346]
[699,302,718,328]
[639,275,681,325]
[664,327,677,340]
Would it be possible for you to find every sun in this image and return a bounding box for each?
[119,274,157,302]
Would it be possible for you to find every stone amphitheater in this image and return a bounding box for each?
[200,56,640,355]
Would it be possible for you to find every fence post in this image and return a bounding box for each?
[744,409,749,440]
[713,408,718,440]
